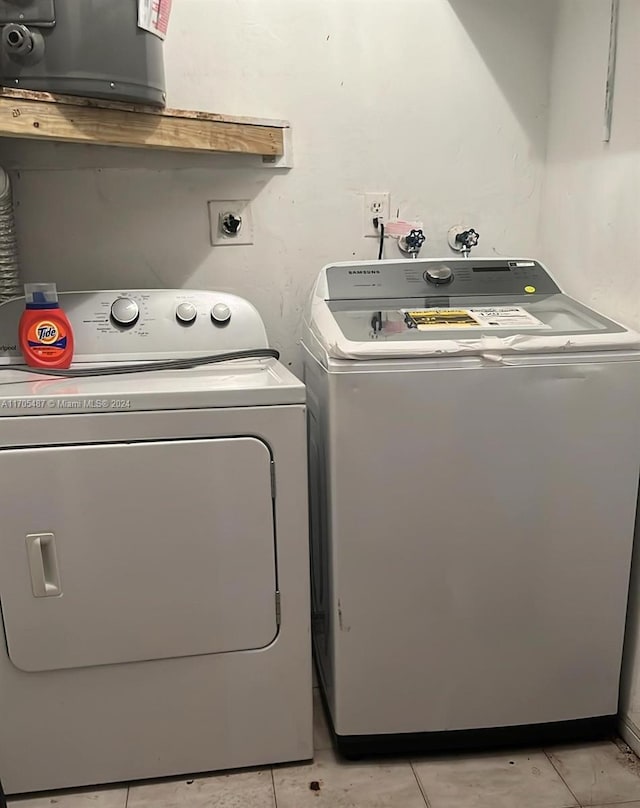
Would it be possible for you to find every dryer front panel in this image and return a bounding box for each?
[0,437,278,671]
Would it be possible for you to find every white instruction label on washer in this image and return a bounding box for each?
[138,0,172,39]
[404,306,548,330]
[467,307,549,329]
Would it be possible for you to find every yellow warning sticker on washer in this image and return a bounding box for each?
[525,285,536,293]
[405,309,478,328]
[404,307,548,330]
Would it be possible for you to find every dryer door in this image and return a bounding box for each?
[0,437,278,672]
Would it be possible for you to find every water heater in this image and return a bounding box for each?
[0,0,166,107]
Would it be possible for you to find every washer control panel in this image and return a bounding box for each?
[326,258,561,300]
[0,290,268,363]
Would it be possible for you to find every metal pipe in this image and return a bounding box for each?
[0,167,22,302]
[603,0,620,142]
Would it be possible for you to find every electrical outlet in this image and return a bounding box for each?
[363,192,390,238]
[208,200,254,246]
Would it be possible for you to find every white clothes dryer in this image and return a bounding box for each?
[0,289,311,793]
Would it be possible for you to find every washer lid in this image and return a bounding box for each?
[309,294,640,359]
[0,359,304,415]
[304,259,640,359]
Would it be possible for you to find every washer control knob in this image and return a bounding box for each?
[111,297,139,326]
[424,265,454,285]
[176,301,197,324]
[211,303,232,325]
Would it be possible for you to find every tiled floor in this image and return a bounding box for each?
[9,690,640,808]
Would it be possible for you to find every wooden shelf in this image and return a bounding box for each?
[0,88,290,160]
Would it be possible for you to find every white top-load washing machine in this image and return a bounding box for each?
[0,289,311,794]
[302,257,640,756]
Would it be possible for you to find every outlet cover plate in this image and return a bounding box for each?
[208,200,254,246]
[363,192,390,238]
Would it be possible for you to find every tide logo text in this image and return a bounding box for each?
[35,322,59,344]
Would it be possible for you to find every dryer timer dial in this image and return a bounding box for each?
[111,298,140,326]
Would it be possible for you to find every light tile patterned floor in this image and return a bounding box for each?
[9,691,640,808]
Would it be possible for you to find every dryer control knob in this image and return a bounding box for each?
[211,303,232,325]
[111,297,139,326]
[176,302,197,324]
[424,265,454,285]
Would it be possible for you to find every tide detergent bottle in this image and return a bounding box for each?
[19,283,74,369]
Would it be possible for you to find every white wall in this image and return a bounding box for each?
[4,0,555,372]
[538,1,640,757]
[541,1,640,754]
[538,0,640,327]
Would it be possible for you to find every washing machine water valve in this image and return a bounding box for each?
[398,229,426,259]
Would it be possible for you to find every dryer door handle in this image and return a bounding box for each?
[26,533,62,598]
